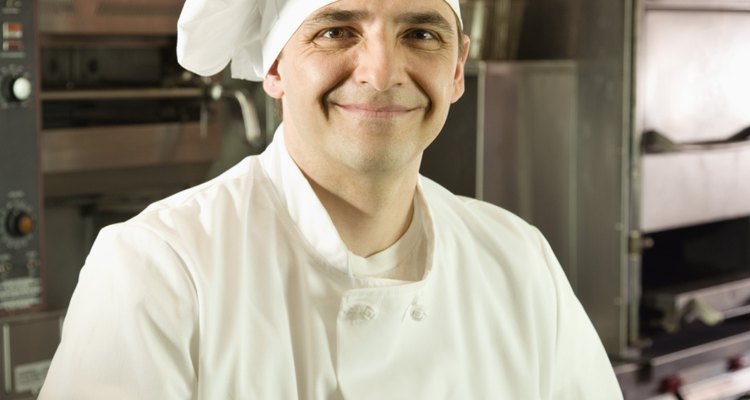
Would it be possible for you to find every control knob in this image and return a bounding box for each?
[0,75,32,102]
[4,209,33,238]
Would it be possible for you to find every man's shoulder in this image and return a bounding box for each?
[419,175,538,242]
[146,156,263,212]
[419,176,559,307]
[122,155,269,238]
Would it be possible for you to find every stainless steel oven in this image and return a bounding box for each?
[628,2,750,398]
[34,0,256,312]
[37,0,224,197]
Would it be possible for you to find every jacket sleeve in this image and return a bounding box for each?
[39,223,198,400]
[536,229,624,400]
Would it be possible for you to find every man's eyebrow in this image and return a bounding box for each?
[307,9,370,25]
[305,9,454,33]
[395,11,453,32]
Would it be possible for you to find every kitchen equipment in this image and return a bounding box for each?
[459,0,526,60]
[0,311,64,399]
[0,0,45,316]
[35,0,242,312]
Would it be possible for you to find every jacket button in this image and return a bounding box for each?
[410,305,426,321]
[346,304,376,322]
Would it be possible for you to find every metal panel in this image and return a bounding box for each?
[421,64,480,199]
[0,311,63,399]
[638,9,750,232]
[641,148,750,232]
[641,10,750,143]
[574,0,633,356]
[41,122,218,173]
[38,0,183,35]
[0,0,46,315]
[480,62,579,288]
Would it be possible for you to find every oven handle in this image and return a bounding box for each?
[209,85,263,147]
[642,126,750,154]
[41,85,263,146]
[40,88,204,100]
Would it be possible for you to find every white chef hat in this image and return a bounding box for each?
[177,0,463,82]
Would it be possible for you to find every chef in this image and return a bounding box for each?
[40,0,624,398]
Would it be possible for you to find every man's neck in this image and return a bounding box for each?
[281,120,423,257]
[303,166,418,258]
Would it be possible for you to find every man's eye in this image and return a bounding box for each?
[403,29,442,50]
[405,30,437,41]
[320,27,352,39]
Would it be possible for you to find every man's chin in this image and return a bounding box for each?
[334,142,419,176]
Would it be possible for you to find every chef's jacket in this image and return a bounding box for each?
[40,124,623,399]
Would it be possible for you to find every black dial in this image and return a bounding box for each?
[5,208,33,238]
[0,201,35,249]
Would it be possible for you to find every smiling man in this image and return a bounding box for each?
[40,0,623,399]
[269,2,467,259]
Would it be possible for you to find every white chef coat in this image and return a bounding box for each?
[40,124,623,399]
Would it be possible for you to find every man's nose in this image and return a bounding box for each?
[353,36,405,91]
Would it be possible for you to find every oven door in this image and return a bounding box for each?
[638,7,750,233]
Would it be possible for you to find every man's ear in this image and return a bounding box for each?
[451,34,471,103]
[263,59,284,99]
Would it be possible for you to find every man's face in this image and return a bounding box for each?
[264,0,469,177]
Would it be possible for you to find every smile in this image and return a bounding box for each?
[334,103,417,118]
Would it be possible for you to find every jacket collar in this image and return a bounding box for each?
[259,123,349,272]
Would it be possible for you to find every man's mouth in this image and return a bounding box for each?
[333,103,417,118]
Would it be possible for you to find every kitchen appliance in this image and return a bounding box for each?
[0,2,64,399]
[0,0,45,316]
[34,0,267,311]
[626,2,750,398]
[424,0,750,398]
[36,0,220,310]
[36,0,223,197]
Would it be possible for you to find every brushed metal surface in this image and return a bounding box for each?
[479,62,579,290]
[0,311,64,399]
[641,147,750,232]
[41,122,220,173]
[40,87,204,101]
[38,0,183,35]
[641,10,750,144]
[574,0,634,357]
[638,9,750,232]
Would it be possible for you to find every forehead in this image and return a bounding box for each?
[304,0,459,29]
